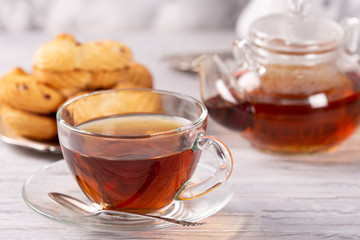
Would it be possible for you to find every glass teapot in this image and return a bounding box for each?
[196,0,360,154]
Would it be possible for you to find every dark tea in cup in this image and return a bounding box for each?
[62,114,200,213]
[57,89,233,214]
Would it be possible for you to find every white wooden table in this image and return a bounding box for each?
[1,30,360,240]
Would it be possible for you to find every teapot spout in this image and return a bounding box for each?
[193,54,241,104]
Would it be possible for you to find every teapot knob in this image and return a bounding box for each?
[287,0,305,15]
[287,0,312,16]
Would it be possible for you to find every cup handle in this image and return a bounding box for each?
[176,134,233,200]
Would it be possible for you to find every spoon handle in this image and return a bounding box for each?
[143,215,206,226]
[102,209,206,226]
[48,192,206,227]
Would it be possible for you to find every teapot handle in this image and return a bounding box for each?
[232,39,264,74]
[341,17,360,55]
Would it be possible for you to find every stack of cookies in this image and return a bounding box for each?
[0,33,153,140]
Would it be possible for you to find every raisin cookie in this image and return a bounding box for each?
[0,68,65,114]
[33,33,91,90]
[0,104,57,140]
[78,40,133,89]
[113,62,153,89]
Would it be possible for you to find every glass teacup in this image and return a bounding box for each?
[57,89,233,214]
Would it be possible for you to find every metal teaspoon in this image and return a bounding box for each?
[48,192,206,227]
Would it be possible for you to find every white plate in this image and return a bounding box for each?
[22,159,233,232]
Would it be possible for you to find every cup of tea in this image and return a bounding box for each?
[57,88,233,214]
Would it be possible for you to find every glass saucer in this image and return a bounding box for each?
[22,159,233,232]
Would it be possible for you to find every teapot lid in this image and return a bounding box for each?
[249,0,344,54]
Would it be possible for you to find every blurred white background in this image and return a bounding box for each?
[0,0,247,35]
[1,0,360,37]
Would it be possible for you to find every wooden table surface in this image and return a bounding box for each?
[1,30,360,240]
